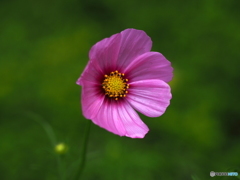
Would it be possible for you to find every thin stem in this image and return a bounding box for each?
[75,120,91,180]
[25,111,64,180]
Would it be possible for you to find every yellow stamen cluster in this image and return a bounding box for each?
[102,70,129,100]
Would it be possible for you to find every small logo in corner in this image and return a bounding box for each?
[210,171,215,177]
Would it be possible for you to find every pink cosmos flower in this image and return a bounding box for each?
[77,29,173,138]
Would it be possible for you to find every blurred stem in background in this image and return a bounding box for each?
[26,112,92,180]
[75,120,91,180]
[26,112,66,180]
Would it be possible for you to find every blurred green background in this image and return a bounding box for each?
[1,0,240,179]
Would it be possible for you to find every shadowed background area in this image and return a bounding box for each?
[1,0,240,179]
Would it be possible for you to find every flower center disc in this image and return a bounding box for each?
[102,70,129,100]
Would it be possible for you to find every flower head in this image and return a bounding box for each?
[77,29,173,138]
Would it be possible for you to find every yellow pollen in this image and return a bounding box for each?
[102,70,129,100]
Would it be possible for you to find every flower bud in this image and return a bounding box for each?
[55,143,68,154]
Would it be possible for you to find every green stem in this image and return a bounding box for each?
[25,111,64,180]
[75,120,91,180]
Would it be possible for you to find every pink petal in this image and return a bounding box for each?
[80,81,105,119]
[76,61,104,86]
[126,79,172,117]
[88,29,152,74]
[91,99,149,138]
[77,34,120,85]
[116,29,152,71]
[124,52,173,83]
[89,33,122,73]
